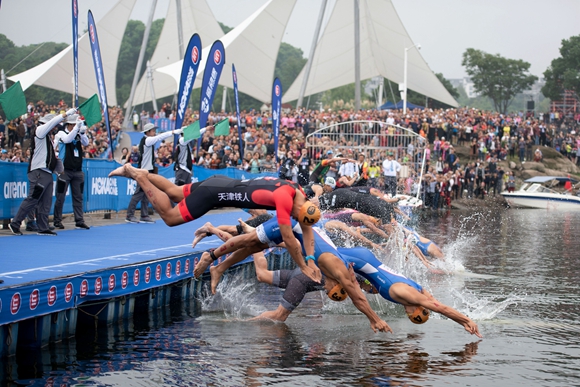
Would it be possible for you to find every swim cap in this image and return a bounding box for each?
[324,176,336,189]
[298,202,321,226]
[407,306,430,324]
[327,283,348,302]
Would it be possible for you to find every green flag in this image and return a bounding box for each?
[0,81,27,121]
[214,118,230,136]
[78,94,103,127]
[183,121,200,143]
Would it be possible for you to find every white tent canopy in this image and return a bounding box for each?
[129,0,224,108]
[283,0,458,107]
[8,0,137,107]
[146,0,297,105]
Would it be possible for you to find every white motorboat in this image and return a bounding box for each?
[502,176,580,210]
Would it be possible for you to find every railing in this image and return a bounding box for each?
[305,120,424,165]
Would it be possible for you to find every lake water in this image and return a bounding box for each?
[3,209,580,386]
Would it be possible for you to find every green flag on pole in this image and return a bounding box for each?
[183,120,200,143]
[78,94,103,127]
[0,81,27,121]
[214,118,230,136]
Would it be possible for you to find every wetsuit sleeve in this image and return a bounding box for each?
[273,185,296,225]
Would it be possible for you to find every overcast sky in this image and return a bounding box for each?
[1,0,579,79]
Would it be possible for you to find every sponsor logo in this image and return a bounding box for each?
[155,264,162,281]
[73,0,78,17]
[91,177,118,195]
[214,49,222,65]
[30,289,40,310]
[11,293,21,315]
[48,286,57,306]
[126,180,137,195]
[176,261,181,276]
[65,283,73,303]
[178,66,195,120]
[4,181,27,199]
[133,269,140,286]
[89,24,95,44]
[166,263,172,278]
[80,279,88,297]
[233,71,237,83]
[109,274,116,292]
[145,267,151,283]
[275,84,280,97]
[192,46,199,64]
[95,277,103,295]
[185,259,190,274]
[201,97,210,114]
[122,271,128,289]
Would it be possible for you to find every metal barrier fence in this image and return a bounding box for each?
[305,120,424,167]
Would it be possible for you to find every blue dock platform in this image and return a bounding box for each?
[0,210,287,357]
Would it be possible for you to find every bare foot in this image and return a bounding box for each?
[209,265,223,294]
[192,222,213,248]
[237,218,254,234]
[109,164,131,177]
[193,251,213,278]
[123,163,149,180]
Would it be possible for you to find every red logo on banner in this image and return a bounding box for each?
[192,46,199,64]
[122,271,128,289]
[133,269,140,286]
[65,283,73,303]
[275,84,280,97]
[156,264,162,281]
[11,293,21,315]
[233,71,237,83]
[214,50,222,65]
[145,267,151,283]
[166,263,172,278]
[108,274,116,292]
[47,286,57,306]
[95,277,102,295]
[80,279,88,298]
[30,289,40,310]
[89,25,95,44]
[73,0,78,17]
[176,261,181,276]
[185,259,190,274]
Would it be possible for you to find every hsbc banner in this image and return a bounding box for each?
[0,161,276,219]
[272,78,283,162]
[72,0,79,107]
[232,64,244,160]
[174,33,202,149]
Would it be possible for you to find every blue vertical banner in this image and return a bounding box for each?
[272,77,282,162]
[87,10,113,159]
[197,40,225,152]
[232,64,244,159]
[174,33,202,150]
[72,0,79,107]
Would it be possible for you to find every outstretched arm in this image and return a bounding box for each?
[282,224,321,283]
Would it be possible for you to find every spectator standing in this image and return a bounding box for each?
[296,148,311,186]
[53,115,90,230]
[382,151,401,197]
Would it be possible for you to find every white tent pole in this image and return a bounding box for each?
[416,148,427,200]
[377,77,384,108]
[297,0,327,109]
[146,60,158,114]
[221,86,227,112]
[175,0,184,59]
[354,0,361,111]
[1,69,7,93]
[123,0,158,129]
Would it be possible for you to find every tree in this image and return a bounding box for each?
[462,48,537,113]
[542,35,580,101]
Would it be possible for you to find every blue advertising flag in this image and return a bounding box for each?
[87,10,113,159]
[232,63,244,159]
[174,33,202,150]
[72,0,79,107]
[197,40,225,152]
[272,78,282,162]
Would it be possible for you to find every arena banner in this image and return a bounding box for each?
[72,0,79,107]
[197,40,225,152]
[232,64,243,159]
[272,78,282,161]
[0,161,277,219]
[174,33,202,150]
[87,10,113,159]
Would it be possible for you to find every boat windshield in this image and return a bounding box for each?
[526,183,558,194]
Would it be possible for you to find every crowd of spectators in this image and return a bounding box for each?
[2,99,579,209]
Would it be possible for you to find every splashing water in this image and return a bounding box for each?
[199,274,265,320]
